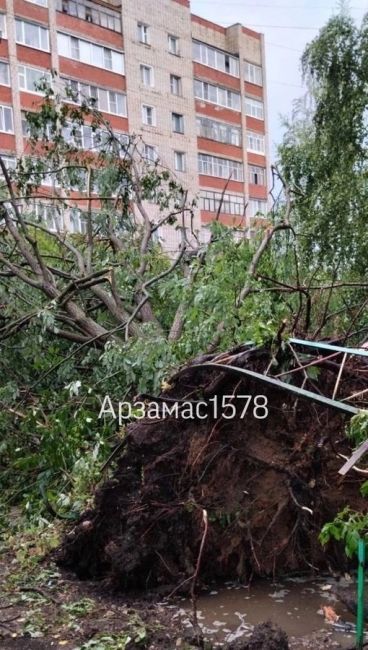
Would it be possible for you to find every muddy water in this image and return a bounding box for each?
[177,577,360,648]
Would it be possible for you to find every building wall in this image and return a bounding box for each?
[122,0,201,247]
[0,0,269,246]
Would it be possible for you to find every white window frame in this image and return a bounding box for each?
[0,156,16,178]
[16,19,50,52]
[141,104,156,126]
[249,165,266,186]
[64,79,127,116]
[137,22,150,45]
[200,190,245,216]
[247,131,265,154]
[245,97,264,120]
[26,0,48,5]
[193,40,240,77]
[57,0,121,33]
[0,61,10,86]
[194,79,241,111]
[35,203,62,232]
[198,153,243,181]
[70,208,87,234]
[0,105,14,133]
[21,110,51,138]
[57,33,124,74]
[168,34,179,55]
[18,64,51,94]
[170,74,182,96]
[196,116,241,147]
[0,14,7,39]
[245,61,263,86]
[143,144,158,163]
[249,199,267,218]
[172,112,184,134]
[140,64,154,87]
[174,151,186,172]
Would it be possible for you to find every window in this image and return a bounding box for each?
[249,165,266,186]
[170,74,182,96]
[193,41,240,77]
[35,203,62,232]
[245,97,264,120]
[140,64,154,87]
[172,112,184,134]
[198,153,243,181]
[56,0,121,33]
[174,151,186,172]
[70,36,79,59]
[143,144,158,162]
[200,190,245,216]
[62,122,127,154]
[194,79,241,111]
[0,105,13,133]
[63,123,102,150]
[142,104,156,126]
[57,33,124,73]
[70,208,87,234]
[26,0,48,5]
[64,79,127,116]
[137,23,149,45]
[106,91,126,116]
[0,62,10,86]
[249,199,267,218]
[38,166,63,188]
[247,131,265,153]
[16,19,49,51]
[196,116,241,147]
[21,110,49,137]
[18,65,51,93]
[0,156,16,184]
[245,61,263,86]
[168,34,179,55]
[0,14,7,38]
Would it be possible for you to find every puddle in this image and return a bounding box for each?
[176,577,359,647]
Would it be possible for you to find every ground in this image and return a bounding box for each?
[0,530,357,650]
[2,348,366,650]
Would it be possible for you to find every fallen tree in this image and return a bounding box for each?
[58,341,368,590]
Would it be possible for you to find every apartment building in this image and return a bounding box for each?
[0,0,269,249]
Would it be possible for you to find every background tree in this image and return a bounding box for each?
[278,12,368,276]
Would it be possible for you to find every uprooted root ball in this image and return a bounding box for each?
[57,345,367,590]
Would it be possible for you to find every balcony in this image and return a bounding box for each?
[56,0,122,34]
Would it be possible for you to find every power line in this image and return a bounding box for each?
[266,41,304,52]
[235,24,320,29]
[268,79,304,88]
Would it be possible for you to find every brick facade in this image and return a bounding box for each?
[0,0,269,247]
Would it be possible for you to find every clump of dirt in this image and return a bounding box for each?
[226,621,289,649]
[57,343,367,591]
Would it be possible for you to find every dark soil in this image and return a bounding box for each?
[227,621,289,649]
[58,344,367,592]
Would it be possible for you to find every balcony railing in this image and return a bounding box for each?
[57,0,122,34]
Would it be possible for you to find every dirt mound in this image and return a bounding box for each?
[58,344,367,590]
[226,621,289,649]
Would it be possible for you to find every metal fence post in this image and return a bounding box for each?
[357,538,366,649]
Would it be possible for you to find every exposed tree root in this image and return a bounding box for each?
[57,345,367,591]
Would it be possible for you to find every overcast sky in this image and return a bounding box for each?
[190,0,368,160]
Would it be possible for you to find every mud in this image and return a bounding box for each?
[178,578,357,648]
